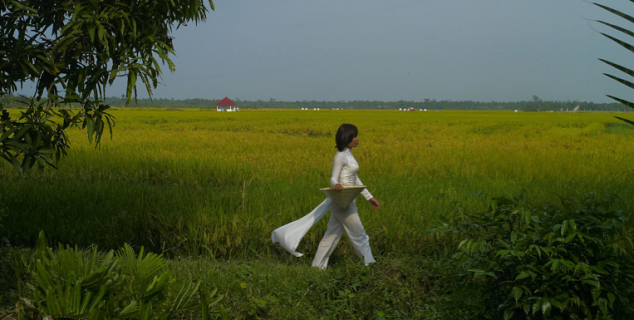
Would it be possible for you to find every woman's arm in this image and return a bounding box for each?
[330,152,345,188]
[355,175,374,201]
[356,176,380,209]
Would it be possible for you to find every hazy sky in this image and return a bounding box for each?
[20,0,634,102]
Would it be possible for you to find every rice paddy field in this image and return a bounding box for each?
[1,109,633,261]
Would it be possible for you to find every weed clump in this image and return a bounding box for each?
[433,192,634,319]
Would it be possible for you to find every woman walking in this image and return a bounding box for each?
[272,123,380,269]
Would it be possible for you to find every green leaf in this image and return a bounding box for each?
[522,303,530,314]
[14,124,33,139]
[541,298,552,316]
[604,73,634,91]
[469,268,487,278]
[8,153,23,174]
[614,116,634,126]
[503,308,514,320]
[0,126,19,142]
[568,219,577,230]
[606,95,634,109]
[511,286,523,302]
[582,279,600,288]
[119,300,138,316]
[532,300,540,315]
[565,233,576,243]
[550,297,564,309]
[201,289,209,320]
[593,3,634,25]
[608,292,616,305]
[88,22,96,43]
[515,271,530,281]
[86,117,94,143]
[599,59,634,78]
[551,259,560,271]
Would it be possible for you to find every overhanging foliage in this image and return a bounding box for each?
[0,0,214,172]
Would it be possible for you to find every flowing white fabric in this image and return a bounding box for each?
[271,198,332,257]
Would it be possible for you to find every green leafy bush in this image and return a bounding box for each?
[433,192,634,319]
[17,231,223,319]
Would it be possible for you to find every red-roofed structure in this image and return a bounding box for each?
[216,97,238,112]
[216,97,236,106]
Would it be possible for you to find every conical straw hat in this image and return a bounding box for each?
[320,186,366,208]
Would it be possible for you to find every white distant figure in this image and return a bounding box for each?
[314,108,317,110]
[424,109,427,112]
[573,105,580,113]
[399,108,402,111]
[515,110,518,113]
[317,108,320,110]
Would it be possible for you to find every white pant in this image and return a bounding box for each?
[312,200,375,269]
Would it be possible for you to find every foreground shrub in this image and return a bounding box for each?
[433,192,634,319]
[14,231,223,319]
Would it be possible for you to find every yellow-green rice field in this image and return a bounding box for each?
[1,109,633,259]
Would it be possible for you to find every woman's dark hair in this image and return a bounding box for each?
[335,124,358,151]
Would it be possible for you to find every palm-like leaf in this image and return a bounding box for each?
[594,2,634,125]
[614,116,634,125]
[27,231,120,318]
[24,233,222,319]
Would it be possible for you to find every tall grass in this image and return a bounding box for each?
[1,109,632,259]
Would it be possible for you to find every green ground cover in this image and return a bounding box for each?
[1,109,633,318]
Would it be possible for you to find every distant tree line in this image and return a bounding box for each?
[1,94,629,111]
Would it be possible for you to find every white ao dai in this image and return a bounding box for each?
[271,148,375,269]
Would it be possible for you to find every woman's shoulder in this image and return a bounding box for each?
[333,149,351,162]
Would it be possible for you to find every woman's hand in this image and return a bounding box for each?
[333,184,343,191]
[369,198,380,210]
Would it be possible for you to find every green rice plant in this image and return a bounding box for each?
[433,192,634,319]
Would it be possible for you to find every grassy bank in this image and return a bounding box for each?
[0,246,465,319]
